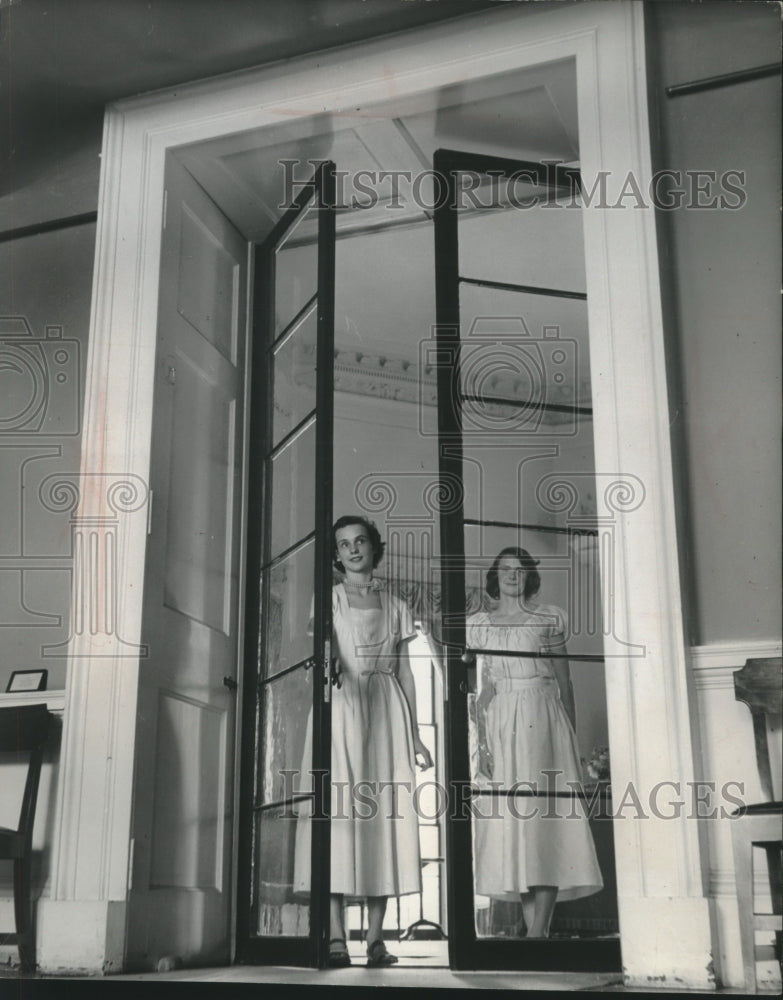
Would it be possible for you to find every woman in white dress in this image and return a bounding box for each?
[467,546,602,938]
[293,515,433,967]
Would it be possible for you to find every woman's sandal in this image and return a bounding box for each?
[366,939,399,967]
[328,938,351,968]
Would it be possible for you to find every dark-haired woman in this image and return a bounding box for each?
[467,547,601,938]
[293,515,433,967]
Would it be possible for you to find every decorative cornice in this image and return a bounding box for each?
[289,341,593,422]
[690,641,782,691]
[709,867,777,899]
[334,344,433,407]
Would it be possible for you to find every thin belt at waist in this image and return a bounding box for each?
[492,676,557,693]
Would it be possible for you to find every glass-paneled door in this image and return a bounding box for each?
[237,162,336,967]
[433,149,621,972]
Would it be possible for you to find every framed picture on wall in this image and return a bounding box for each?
[5,669,48,693]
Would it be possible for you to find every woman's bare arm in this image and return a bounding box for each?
[548,637,576,731]
[397,641,434,769]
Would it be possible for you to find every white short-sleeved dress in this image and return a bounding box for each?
[467,604,602,902]
[293,584,422,900]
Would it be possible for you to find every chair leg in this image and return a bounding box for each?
[732,828,758,993]
[13,856,35,974]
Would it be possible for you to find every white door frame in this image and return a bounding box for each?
[43,3,714,986]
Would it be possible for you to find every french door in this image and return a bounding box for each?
[433,148,622,972]
[237,149,622,973]
[237,162,336,967]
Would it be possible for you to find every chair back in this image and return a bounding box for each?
[733,656,783,802]
[0,704,51,839]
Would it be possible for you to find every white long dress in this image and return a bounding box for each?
[293,584,422,900]
[467,605,602,902]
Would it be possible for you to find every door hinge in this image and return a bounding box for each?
[162,189,168,230]
[127,836,135,891]
[147,489,154,535]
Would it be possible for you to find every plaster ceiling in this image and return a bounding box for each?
[176,57,579,243]
[0,0,498,213]
[0,0,590,413]
[166,38,585,413]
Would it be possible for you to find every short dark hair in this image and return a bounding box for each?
[485,546,541,600]
[332,515,385,572]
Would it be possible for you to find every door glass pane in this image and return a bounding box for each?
[459,184,585,295]
[274,201,318,336]
[459,283,590,418]
[262,538,315,678]
[253,807,310,937]
[270,418,316,560]
[257,665,314,805]
[271,302,317,447]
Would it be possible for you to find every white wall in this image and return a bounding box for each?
[648,2,782,989]
[0,224,95,693]
[649,0,782,647]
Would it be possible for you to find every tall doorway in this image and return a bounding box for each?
[91,4,704,983]
[203,57,621,971]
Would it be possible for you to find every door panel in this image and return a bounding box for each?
[434,148,620,972]
[163,352,237,631]
[177,203,240,362]
[125,154,248,970]
[150,692,226,889]
[237,162,336,967]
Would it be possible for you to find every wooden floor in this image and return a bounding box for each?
[3,942,773,995]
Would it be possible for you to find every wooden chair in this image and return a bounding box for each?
[730,657,782,992]
[0,704,52,973]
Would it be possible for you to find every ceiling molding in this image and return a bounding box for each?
[284,341,592,421]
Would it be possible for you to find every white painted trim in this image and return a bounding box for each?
[689,641,782,690]
[0,690,66,713]
[52,1,714,985]
[574,5,713,986]
[691,640,782,670]
[710,868,777,899]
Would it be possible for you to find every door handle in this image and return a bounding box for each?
[223,675,238,692]
[459,649,477,695]
[323,640,332,703]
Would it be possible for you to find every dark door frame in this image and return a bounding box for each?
[236,160,336,969]
[433,147,621,973]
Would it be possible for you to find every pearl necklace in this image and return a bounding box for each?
[342,577,384,592]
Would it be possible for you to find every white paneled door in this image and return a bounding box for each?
[124,155,247,970]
